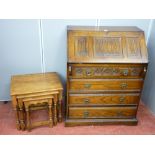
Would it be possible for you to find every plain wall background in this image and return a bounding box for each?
[0,20,42,100]
[141,20,155,113]
[0,19,154,113]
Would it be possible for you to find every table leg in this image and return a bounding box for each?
[58,100,62,122]
[12,96,21,130]
[13,106,20,130]
[19,99,25,130]
[54,95,57,125]
[58,91,63,122]
[48,99,53,127]
[25,106,31,131]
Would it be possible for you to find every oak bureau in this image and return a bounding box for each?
[65,26,148,126]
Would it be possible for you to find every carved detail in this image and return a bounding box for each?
[126,37,141,58]
[74,67,143,77]
[94,67,120,76]
[75,37,88,57]
[75,68,83,76]
[94,37,122,57]
[131,68,142,76]
[85,68,92,76]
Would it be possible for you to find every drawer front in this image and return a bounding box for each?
[68,64,146,79]
[68,106,137,119]
[69,93,140,105]
[69,79,143,92]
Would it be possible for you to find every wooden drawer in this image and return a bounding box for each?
[69,93,140,106]
[69,79,143,92]
[68,106,137,119]
[68,64,146,79]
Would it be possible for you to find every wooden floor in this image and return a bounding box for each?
[0,101,155,135]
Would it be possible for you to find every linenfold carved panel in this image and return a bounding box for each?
[94,37,123,57]
[74,37,88,57]
[126,37,141,58]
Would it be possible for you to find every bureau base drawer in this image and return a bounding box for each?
[68,106,137,119]
[65,118,138,126]
[69,93,140,105]
[69,79,143,92]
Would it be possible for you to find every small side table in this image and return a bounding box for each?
[10,72,63,131]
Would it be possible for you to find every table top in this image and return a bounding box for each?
[11,72,63,96]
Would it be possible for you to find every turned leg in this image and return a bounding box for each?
[19,101,25,131]
[58,100,62,122]
[13,106,20,130]
[26,106,31,131]
[12,96,21,130]
[48,100,53,128]
[54,96,57,125]
[58,91,63,122]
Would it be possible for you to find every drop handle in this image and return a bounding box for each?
[117,111,123,116]
[86,71,91,76]
[119,96,125,102]
[83,111,89,118]
[85,69,92,76]
[120,83,128,89]
[122,69,129,76]
[84,84,91,88]
[83,99,90,104]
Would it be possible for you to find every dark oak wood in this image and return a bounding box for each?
[69,93,140,106]
[69,79,143,91]
[66,26,148,126]
[65,118,138,126]
[67,26,148,64]
[68,106,137,119]
[68,63,147,79]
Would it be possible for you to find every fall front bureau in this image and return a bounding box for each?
[65,26,148,126]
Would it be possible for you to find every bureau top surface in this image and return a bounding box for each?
[67,26,143,32]
[11,72,63,95]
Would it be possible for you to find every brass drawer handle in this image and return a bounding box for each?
[76,68,82,74]
[84,99,90,104]
[119,96,125,102]
[84,84,91,88]
[117,111,123,116]
[122,69,128,76]
[83,111,89,118]
[86,71,91,76]
[120,83,128,89]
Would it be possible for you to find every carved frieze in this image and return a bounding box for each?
[74,66,143,77]
[94,67,120,76]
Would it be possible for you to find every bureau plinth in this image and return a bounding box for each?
[65,26,148,126]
